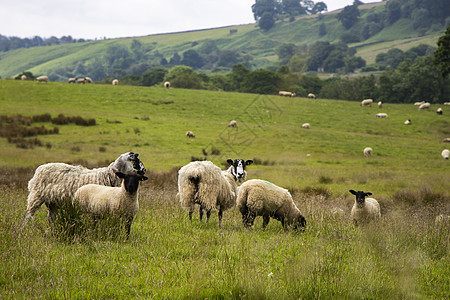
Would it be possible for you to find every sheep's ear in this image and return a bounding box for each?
[227,159,233,165]
[115,172,126,179]
[366,192,372,196]
[349,190,357,195]
[141,176,148,181]
[245,160,253,166]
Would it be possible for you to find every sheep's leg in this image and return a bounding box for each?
[46,202,57,226]
[245,212,256,228]
[199,205,204,221]
[218,209,223,227]
[206,210,211,223]
[262,215,270,229]
[125,217,133,239]
[188,205,195,221]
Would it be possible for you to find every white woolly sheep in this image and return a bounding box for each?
[418,102,430,110]
[307,93,316,99]
[404,119,411,125]
[376,113,388,118]
[443,138,450,143]
[278,91,295,97]
[442,149,449,160]
[112,79,119,86]
[236,179,306,230]
[68,77,77,83]
[164,81,170,88]
[361,99,373,107]
[363,147,372,157]
[436,108,443,115]
[22,152,146,229]
[178,159,253,226]
[414,101,425,106]
[302,123,310,129]
[186,131,195,138]
[349,190,381,226]
[378,101,382,108]
[228,120,237,127]
[74,172,148,238]
[36,76,48,82]
[444,102,450,105]
[21,75,27,80]
[85,77,93,83]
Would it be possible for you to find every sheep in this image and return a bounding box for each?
[378,101,382,108]
[436,108,443,115]
[21,152,146,229]
[278,91,295,97]
[74,171,148,239]
[85,77,93,83]
[307,93,316,99]
[444,102,450,105]
[361,99,373,107]
[21,75,27,80]
[375,113,388,118]
[404,119,411,125]
[177,159,253,226]
[443,138,450,143]
[186,131,195,138]
[36,76,48,82]
[301,123,310,129]
[77,78,86,84]
[236,179,306,230]
[363,147,372,157]
[68,78,77,83]
[418,102,430,110]
[112,79,119,86]
[442,149,449,160]
[414,101,425,106]
[228,120,237,127]
[164,81,170,88]
[349,190,381,226]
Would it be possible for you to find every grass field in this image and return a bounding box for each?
[0,80,449,298]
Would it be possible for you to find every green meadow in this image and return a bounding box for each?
[1,79,449,298]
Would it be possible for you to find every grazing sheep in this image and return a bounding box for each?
[301,123,310,129]
[378,101,382,108]
[443,138,450,143]
[164,81,170,88]
[177,159,253,226]
[307,93,316,99]
[414,101,425,106]
[85,77,93,83]
[375,113,388,118]
[21,75,27,80]
[444,102,450,105]
[186,131,195,138]
[68,78,77,83]
[436,108,443,115]
[363,147,372,157]
[361,99,373,107]
[278,91,296,97]
[418,103,430,110]
[236,179,306,230]
[442,149,449,160]
[36,76,48,82]
[349,190,381,226]
[112,79,119,86]
[74,172,148,239]
[22,152,146,229]
[404,119,411,125]
[228,120,237,127]
[77,78,86,84]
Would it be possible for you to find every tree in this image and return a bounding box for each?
[181,50,204,69]
[276,43,297,63]
[281,0,306,17]
[169,53,181,65]
[319,23,327,36]
[142,67,168,86]
[252,0,280,20]
[228,64,250,90]
[259,12,275,31]
[312,2,327,14]
[240,69,280,94]
[433,25,450,78]
[338,4,360,29]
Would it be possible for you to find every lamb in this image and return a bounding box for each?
[378,101,382,108]
[436,108,443,115]
[442,149,449,160]
[375,113,388,118]
[363,147,372,157]
[404,119,411,125]
[68,78,77,83]
[22,152,146,229]
[278,91,295,97]
[307,93,316,99]
[36,76,48,82]
[349,190,381,226]
[361,99,373,107]
[228,120,237,127]
[186,131,195,138]
[164,81,170,88]
[73,171,148,239]
[177,159,253,226]
[236,179,306,230]
[418,102,430,110]
[301,123,310,129]
[112,79,119,86]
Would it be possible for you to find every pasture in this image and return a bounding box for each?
[0,79,449,298]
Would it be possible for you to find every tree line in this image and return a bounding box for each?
[0,35,90,52]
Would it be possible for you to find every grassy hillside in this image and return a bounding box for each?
[0,2,445,79]
[0,80,449,298]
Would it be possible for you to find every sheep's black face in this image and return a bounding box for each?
[349,190,372,205]
[293,215,307,231]
[116,172,148,194]
[227,159,253,182]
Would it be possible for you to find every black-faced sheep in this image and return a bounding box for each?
[112,79,119,86]
[236,179,306,230]
[375,113,388,118]
[22,152,146,229]
[177,159,253,226]
[301,123,310,129]
[404,119,411,125]
[164,81,170,88]
[278,91,295,97]
[363,147,372,157]
[85,77,93,83]
[307,93,316,99]
[36,76,48,82]
[349,190,381,226]
[228,120,237,127]
[436,108,443,115]
[68,78,77,83]
[186,131,195,138]
[361,99,373,107]
[74,172,148,239]
[442,149,449,160]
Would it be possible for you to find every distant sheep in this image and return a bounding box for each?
[77,78,86,84]
[85,77,93,83]
[186,131,195,138]
[349,190,381,226]
[68,78,77,83]
[112,79,119,86]
[21,75,27,80]
[443,138,450,143]
[74,172,148,239]
[22,152,146,229]
[436,108,443,115]
[236,179,306,230]
[363,147,372,157]
[307,93,316,99]
[414,101,425,106]
[178,159,253,226]
[376,113,388,118]
[164,81,170,88]
[278,91,296,97]
[404,119,411,125]
[36,76,48,82]
[361,99,373,107]
[442,149,449,160]
[418,103,430,110]
[378,101,382,108]
[301,123,310,129]
[228,120,237,127]
[444,102,450,105]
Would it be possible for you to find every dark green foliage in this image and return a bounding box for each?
[433,26,450,78]
[276,43,297,63]
[259,12,276,31]
[338,4,360,29]
[318,22,327,37]
[142,67,168,86]
[240,69,280,94]
[252,0,280,20]
[181,50,204,69]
